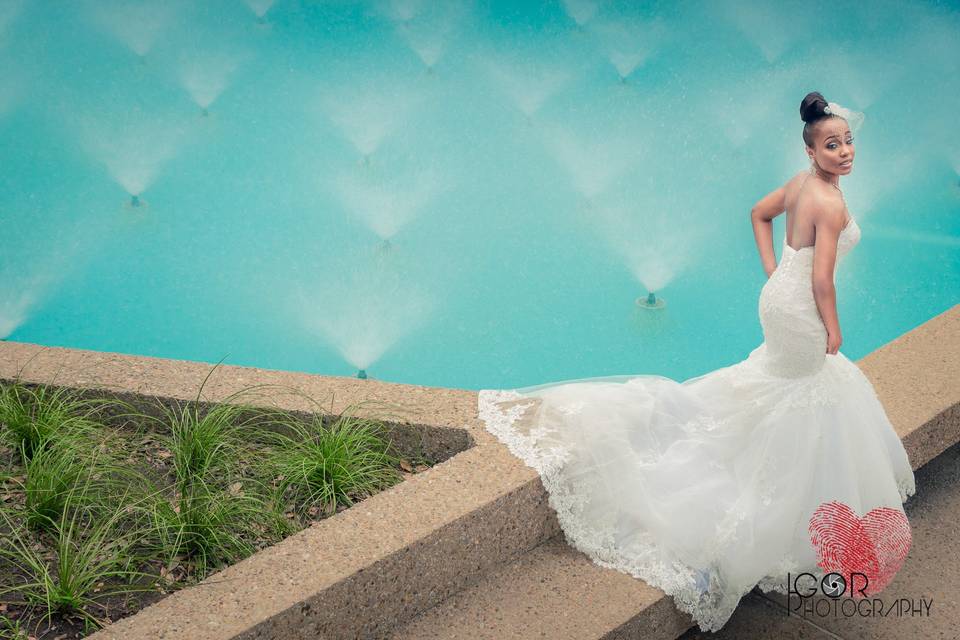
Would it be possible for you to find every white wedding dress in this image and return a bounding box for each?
[477,212,917,632]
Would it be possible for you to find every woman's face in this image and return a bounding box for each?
[807,117,855,175]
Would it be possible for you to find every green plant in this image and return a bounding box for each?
[264,401,405,519]
[0,382,106,465]
[113,365,289,576]
[259,483,305,539]
[19,431,149,536]
[0,613,29,640]
[0,483,158,634]
[163,400,246,489]
[136,473,281,578]
[21,437,90,532]
[138,364,277,490]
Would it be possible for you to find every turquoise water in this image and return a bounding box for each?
[1,0,958,391]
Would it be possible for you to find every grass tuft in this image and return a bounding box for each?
[263,400,406,520]
[0,481,159,634]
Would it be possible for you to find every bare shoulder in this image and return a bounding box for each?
[796,176,844,217]
[779,172,807,204]
[811,192,847,232]
[787,171,807,190]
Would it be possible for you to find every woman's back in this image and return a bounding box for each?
[784,172,851,252]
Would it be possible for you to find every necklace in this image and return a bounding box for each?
[809,171,846,204]
[805,169,851,230]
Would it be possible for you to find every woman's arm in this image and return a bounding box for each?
[810,199,847,355]
[750,183,787,278]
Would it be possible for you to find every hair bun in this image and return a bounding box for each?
[800,91,829,124]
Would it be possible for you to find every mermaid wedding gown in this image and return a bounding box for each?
[477,216,917,632]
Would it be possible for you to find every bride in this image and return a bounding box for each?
[477,91,917,632]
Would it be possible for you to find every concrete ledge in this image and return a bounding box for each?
[856,304,960,470]
[0,302,956,639]
[388,536,689,640]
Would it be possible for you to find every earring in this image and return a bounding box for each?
[809,159,816,175]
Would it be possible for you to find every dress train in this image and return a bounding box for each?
[477,214,916,632]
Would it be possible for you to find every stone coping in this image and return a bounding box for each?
[853,303,960,469]
[0,301,956,639]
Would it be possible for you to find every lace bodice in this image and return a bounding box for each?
[757,216,861,378]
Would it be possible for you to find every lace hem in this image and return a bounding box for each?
[897,474,917,503]
[479,389,749,632]
[477,387,916,632]
[755,555,829,595]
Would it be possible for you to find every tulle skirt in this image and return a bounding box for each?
[478,342,917,632]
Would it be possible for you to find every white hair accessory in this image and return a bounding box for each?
[822,101,865,133]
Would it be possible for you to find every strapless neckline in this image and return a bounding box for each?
[784,216,858,253]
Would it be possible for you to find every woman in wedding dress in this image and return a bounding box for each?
[477,91,917,633]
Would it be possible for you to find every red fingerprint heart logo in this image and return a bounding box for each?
[808,501,911,597]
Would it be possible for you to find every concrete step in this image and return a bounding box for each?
[389,534,693,640]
